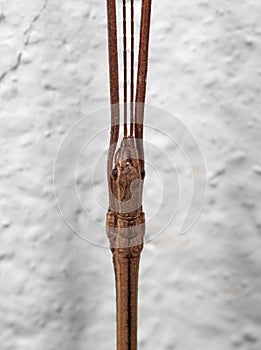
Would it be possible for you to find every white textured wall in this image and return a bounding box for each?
[1,1,261,349]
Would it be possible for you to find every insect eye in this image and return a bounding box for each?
[112,169,117,179]
[141,169,145,179]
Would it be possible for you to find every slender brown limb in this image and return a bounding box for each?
[107,0,120,207]
[123,0,128,138]
[135,0,152,167]
[130,0,135,137]
[107,0,120,146]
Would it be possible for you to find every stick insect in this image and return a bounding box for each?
[106,0,152,349]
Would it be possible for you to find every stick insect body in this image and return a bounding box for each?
[106,1,152,349]
[106,137,146,350]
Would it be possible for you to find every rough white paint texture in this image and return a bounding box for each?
[0,0,261,349]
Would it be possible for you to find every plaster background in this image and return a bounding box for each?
[0,0,261,349]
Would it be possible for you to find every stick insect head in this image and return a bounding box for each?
[110,137,145,214]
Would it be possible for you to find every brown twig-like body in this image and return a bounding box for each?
[106,1,152,349]
[106,140,145,350]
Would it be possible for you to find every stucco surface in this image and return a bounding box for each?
[0,0,261,349]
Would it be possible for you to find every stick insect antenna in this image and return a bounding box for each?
[123,0,128,137]
[130,0,135,137]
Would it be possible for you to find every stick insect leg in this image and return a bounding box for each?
[135,0,152,168]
